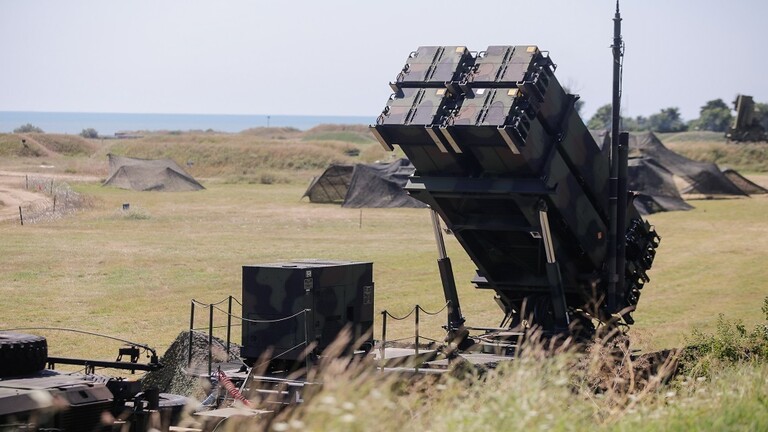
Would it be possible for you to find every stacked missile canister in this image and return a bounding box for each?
[371,46,660,333]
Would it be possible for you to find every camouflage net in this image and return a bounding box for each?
[142,330,242,399]
[12,176,93,224]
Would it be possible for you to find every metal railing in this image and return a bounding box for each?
[379,302,450,363]
[188,296,311,377]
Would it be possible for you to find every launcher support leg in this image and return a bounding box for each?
[537,201,570,332]
[430,209,465,335]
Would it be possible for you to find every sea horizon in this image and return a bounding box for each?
[0,111,375,136]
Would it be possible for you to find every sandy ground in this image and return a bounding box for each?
[0,171,49,221]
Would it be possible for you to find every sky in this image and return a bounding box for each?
[1,0,767,122]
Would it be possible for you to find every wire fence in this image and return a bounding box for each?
[8,175,93,225]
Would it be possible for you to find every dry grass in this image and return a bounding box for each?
[0,129,767,359]
[1,178,767,363]
[214,329,768,432]
[2,130,768,429]
[660,131,768,173]
[0,126,387,184]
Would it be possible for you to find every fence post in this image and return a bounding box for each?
[50,179,54,194]
[415,306,420,357]
[18,206,23,226]
[208,304,214,378]
[226,296,233,357]
[188,302,195,367]
[25,175,28,190]
[53,195,56,213]
[380,311,387,369]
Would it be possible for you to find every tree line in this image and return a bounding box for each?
[586,98,768,133]
[12,123,99,138]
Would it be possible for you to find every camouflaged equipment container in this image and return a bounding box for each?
[241,261,374,362]
[372,46,660,330]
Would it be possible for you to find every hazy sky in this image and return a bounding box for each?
[1,0,767,121]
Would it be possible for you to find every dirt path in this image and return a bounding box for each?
[0,173,49,221]
[0,170,100,222]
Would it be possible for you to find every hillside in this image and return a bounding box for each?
[660,131,768,172]
[1,129,766,184]
[0,125,391,183]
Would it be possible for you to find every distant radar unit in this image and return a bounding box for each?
[726,95,768,142]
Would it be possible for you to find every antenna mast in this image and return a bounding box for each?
[607,0,626,313]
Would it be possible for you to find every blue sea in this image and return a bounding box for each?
[0,111,374,136]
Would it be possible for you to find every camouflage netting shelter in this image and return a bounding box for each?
[628,157,693,215]
[302,164,354,203]
[722,168,768,194]
[341,158,427,208]
[592,131,745,197]
[103,154,205,192]
[142,330,241,398]
[303,159,427,208]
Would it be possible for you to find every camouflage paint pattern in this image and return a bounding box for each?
[396,46,472,85]
[371,45,660,328]
[241,260,374,361]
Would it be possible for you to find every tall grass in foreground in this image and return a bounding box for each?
[217,301,768,432]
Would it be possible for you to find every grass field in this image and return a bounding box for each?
[2,176,767,359]
[1,129,767,357]
[2,128,768,429]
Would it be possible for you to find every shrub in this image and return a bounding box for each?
[14,123,44,133]
[80,128,99,139]
[681,297,768,376]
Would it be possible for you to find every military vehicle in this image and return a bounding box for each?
[726,94,767,142]
[0,331,186,431]
[368,5,658,344]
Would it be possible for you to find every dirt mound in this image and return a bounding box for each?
[28,133,99,156]
[0,134,49,157]
[142,330,242,399]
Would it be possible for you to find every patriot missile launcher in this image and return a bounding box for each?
[371,42,659,338]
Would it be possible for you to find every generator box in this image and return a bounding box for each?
[241,260,374,362]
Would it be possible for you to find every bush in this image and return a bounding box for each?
[14,123,44,133]
[80,128,99,139]
[681,297,768,376]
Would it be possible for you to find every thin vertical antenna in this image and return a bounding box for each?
[607,0,624,313]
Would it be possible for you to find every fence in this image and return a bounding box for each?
[188,296,311,377]
[189,297,452,375]
[12,175,92,225]
[379,302,450,362]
